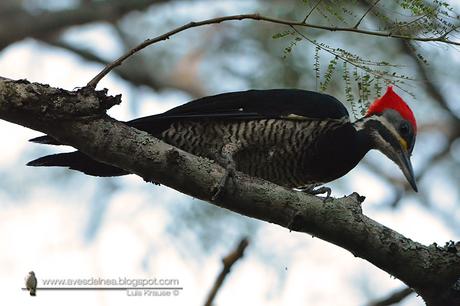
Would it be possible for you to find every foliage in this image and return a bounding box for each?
[273,0,459,118]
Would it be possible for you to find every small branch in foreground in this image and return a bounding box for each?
[367,287,414,306]
[204,238,249,306]
[86,13,460,88]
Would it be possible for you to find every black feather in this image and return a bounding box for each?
[27,152,128,177]
[129,89,349,129]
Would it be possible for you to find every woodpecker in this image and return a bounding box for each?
[27,86,417,195]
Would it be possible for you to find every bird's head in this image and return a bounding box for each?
[361,86,417,191]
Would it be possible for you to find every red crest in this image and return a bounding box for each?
[366,86,417,133]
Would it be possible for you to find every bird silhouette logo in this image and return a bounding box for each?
[25,271,37,296]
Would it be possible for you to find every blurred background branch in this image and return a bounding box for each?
[367,287,414,306]
[204,237,249,306]
[0,0,166,51]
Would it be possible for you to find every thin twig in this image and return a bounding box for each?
[289,25,410,89]
[402,13,430,28]
[203,238,249,306]
[367,287,414,306]
[302,0,323,23]
[86,13,460,88]
[354,0,381,28]
[441,25,460,39]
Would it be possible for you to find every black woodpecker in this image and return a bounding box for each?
[27,86,418,195]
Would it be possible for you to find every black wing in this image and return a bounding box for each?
[128,89,349,134]
[30,89,349,144]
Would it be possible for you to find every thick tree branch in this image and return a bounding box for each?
[0,78,459,305]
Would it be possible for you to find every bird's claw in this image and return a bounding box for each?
[298,185,332,202]
[211,142,241,201]
[211,167,236,201]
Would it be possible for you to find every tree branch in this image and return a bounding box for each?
[0,78,459,305]
[367,287,414,306]
[87,13,460,88]
[39,35,205,98]
[204,238,249,306]
[0,0,165,51]
[39,39,166,91]
[302,0,324,23]
[354,0,381,29]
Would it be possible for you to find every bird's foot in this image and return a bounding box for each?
[212,167,236,201]
[211,142,241,201]
[298,185,332,202]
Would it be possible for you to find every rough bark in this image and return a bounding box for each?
[0,77,459,305]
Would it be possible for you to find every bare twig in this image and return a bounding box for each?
[403,13,430,28]
[204,238,249,306]
[441,25,460,39]
[40,39,165,90]
[354,0,381,29]
[302,0,323,23]
[367,287,414,306]
[50,40,150,81]
[87,13,460,88]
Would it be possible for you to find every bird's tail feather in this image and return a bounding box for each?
[27,151,128,177]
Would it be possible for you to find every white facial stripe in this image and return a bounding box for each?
[378,116,410,151]
[371,129,393,152]
[356,115,407,150]
[377,116,400,139]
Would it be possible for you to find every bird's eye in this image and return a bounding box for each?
[399,122,410,135]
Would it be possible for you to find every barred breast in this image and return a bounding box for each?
[160,119,343,188]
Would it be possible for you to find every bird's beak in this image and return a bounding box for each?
[375,136,418,192]
[396,149,418,192]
